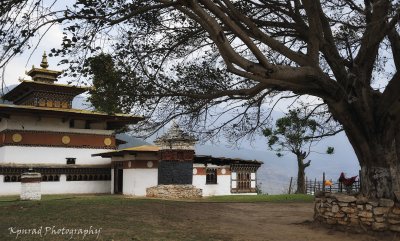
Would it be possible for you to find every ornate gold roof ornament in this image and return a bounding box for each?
[40,51,49,69]
[24,51,62,83]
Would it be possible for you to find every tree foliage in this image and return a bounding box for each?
[264,109,334,157]
[1,0,400,199]
[86,53,135,114]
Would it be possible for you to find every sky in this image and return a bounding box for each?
[3,25,64,90]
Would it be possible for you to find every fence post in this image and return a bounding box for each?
[314,178,317,193]
[322,172,326,192]
[288,177,293,194]
[305,176,308,194]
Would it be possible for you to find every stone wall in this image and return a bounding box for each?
[146,185,202,199]
[314,192,400,232]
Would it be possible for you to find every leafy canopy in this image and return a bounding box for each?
[263,108,335,158]
[86,54,125,114]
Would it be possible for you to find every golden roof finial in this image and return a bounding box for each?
[40,51,49,69]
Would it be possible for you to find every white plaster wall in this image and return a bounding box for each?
[193,175,232,196]
[123,169,158,196]
[0,175,21,195]
[0,175,111,196]
[41,175,110,194]
[0,146,112,165]
[0,148,5,163]
[6,115,113,135]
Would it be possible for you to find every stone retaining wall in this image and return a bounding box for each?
[146,185,202,199]
[314,192,400,232]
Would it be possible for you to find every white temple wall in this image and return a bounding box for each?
[0,148,5,162]
[192,175,231,196]
[122,169,158,196]
[0,146,112,165]
[40,175,111,194]
[5,115,113,135]
[0,175,20,195]
[0,174,111,196]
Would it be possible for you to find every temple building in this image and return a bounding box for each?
[0,53,142,195]
[0,53,263,197]
[94,123,263,197]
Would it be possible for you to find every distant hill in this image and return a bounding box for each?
[116,133,150,149]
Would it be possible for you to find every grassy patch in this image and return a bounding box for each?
[203,194,314,203]
[0,195,230,241]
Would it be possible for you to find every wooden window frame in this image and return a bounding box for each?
[206,168,217,185]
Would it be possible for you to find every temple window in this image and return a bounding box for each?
[4,175,20,182]
[66,158,76,165]
[206,168,217,184]
[41,175,59,182]
[66,174,111,181]
[237,172,251,191]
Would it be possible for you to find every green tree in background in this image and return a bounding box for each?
[264,108,335,194]
[86,53,139,115]
[87,54,123,114]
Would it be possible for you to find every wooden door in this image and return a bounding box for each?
[114,168,123,194]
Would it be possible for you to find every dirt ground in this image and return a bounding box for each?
[170,202,398,241]
[1,197,399,241]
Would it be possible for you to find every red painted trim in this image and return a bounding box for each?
[0,130,116,149]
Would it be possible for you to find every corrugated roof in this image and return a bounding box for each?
[122,145,160,152]
[93,145,263,166]
[194,155,263,165]
[92,145,159,157]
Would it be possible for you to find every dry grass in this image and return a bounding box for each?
[0,194,396,241]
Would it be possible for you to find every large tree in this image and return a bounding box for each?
[1,0,400,200]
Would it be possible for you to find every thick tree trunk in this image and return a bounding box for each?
[343,129,400,200]
[358,142,400,200]
[327,86,400,200]
[295,157,309,194]
[296,165,306,194]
